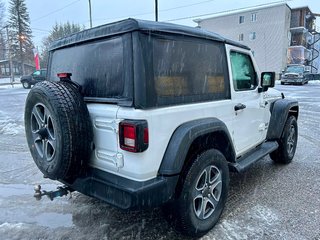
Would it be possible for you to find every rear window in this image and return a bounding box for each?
[140,35,230,108]
[48,35,132,102]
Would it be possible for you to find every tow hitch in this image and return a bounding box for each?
[33,185,74,201]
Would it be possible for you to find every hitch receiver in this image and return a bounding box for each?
[33,185,74,201]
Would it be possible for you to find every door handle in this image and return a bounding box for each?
[234,103,246,111]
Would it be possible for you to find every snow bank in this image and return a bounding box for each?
[0,84,22,89]
[0,115,24,136]
[308,80,320,85]
[0,222,27,230]
[276,80,320,85]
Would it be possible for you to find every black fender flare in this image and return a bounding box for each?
[267,99,299,140]
[158,118,236,176]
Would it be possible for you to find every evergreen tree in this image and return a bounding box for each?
[0,1,6,60]
[8,0,34,75]
[41,22,84,68]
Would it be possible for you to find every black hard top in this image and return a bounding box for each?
[49,18,250,51]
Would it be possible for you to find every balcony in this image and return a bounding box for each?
[290,7,316,31]
[287,46,311,65]
[290,28,312,47]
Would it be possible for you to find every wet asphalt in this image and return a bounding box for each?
[0,83,319,240]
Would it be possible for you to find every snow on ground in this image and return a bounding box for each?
[276,80,320,85]
[0,84,16,89]
[0,77,19,84]
[0,120,24,135]
[203,205,279,240]
[308,80,320,85]
[0,77,21,89]
[0,222,27,230]
[0,111,24,136]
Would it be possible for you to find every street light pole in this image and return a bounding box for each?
[88,0,93,28]
[5,26,14,86]
[155,0,158,21]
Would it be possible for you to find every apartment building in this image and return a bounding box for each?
[195,3,320,75]
[289,6,320,74]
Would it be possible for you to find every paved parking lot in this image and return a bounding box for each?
[0,83,319,240]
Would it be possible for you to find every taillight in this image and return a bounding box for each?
[119,120,148,152]
[57,72,72,79]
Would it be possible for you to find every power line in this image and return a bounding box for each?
[160,0,216,13]
[91,0,216,24]
[31,28,50,33]
[166,0,292,22]
[32,0,81,23]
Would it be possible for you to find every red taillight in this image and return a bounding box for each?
[119,120,148,152]
[123,124,136,148]
[143,128,149,144]
[57,72,72,79]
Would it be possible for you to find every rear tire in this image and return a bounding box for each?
[270,115,297,164]
[163,149,229,237]
[24,81,93,181]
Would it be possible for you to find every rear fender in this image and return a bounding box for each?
[158,118,235,176]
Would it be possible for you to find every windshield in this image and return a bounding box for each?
[32,70,40,76]
[286,66,304,73]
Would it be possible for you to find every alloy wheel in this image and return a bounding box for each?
[30,103,56,162]
[193,165,222,220]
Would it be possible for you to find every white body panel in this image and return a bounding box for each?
[225,45,271,155]
[87,44,281,182]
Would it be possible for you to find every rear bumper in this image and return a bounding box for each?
[62,168,179,210]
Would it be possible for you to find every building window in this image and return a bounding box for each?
[238,33,244,41]
[251,13,257,22]
[239,16,245,24]
[249,32,256,40]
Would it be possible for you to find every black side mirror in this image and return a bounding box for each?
[258,72,275,92]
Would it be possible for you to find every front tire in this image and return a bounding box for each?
[164,149,229,237]
[270,115,298,164]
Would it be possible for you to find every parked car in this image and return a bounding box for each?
[20,69,47,89]
[281,64,309,85]
[24,19,298,237]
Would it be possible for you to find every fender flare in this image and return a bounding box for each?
[158,118,236,175]
[267,98,299,140]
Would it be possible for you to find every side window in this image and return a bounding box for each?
[151,38,230,106]
[230,51,257,91]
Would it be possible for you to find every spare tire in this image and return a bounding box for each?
[24,81,93,181]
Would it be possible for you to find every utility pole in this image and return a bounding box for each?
[5,26,14,86]
[88,0,93,28]
[155,0,158,21]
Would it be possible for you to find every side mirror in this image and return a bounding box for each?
[258,72,275,92]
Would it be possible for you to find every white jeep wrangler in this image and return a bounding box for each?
[24,19,298,237]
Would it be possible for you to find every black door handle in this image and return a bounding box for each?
[234,103,246,111]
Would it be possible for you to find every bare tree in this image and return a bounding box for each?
[41,22,84,68]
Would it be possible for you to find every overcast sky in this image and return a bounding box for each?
[4,0,320,47]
